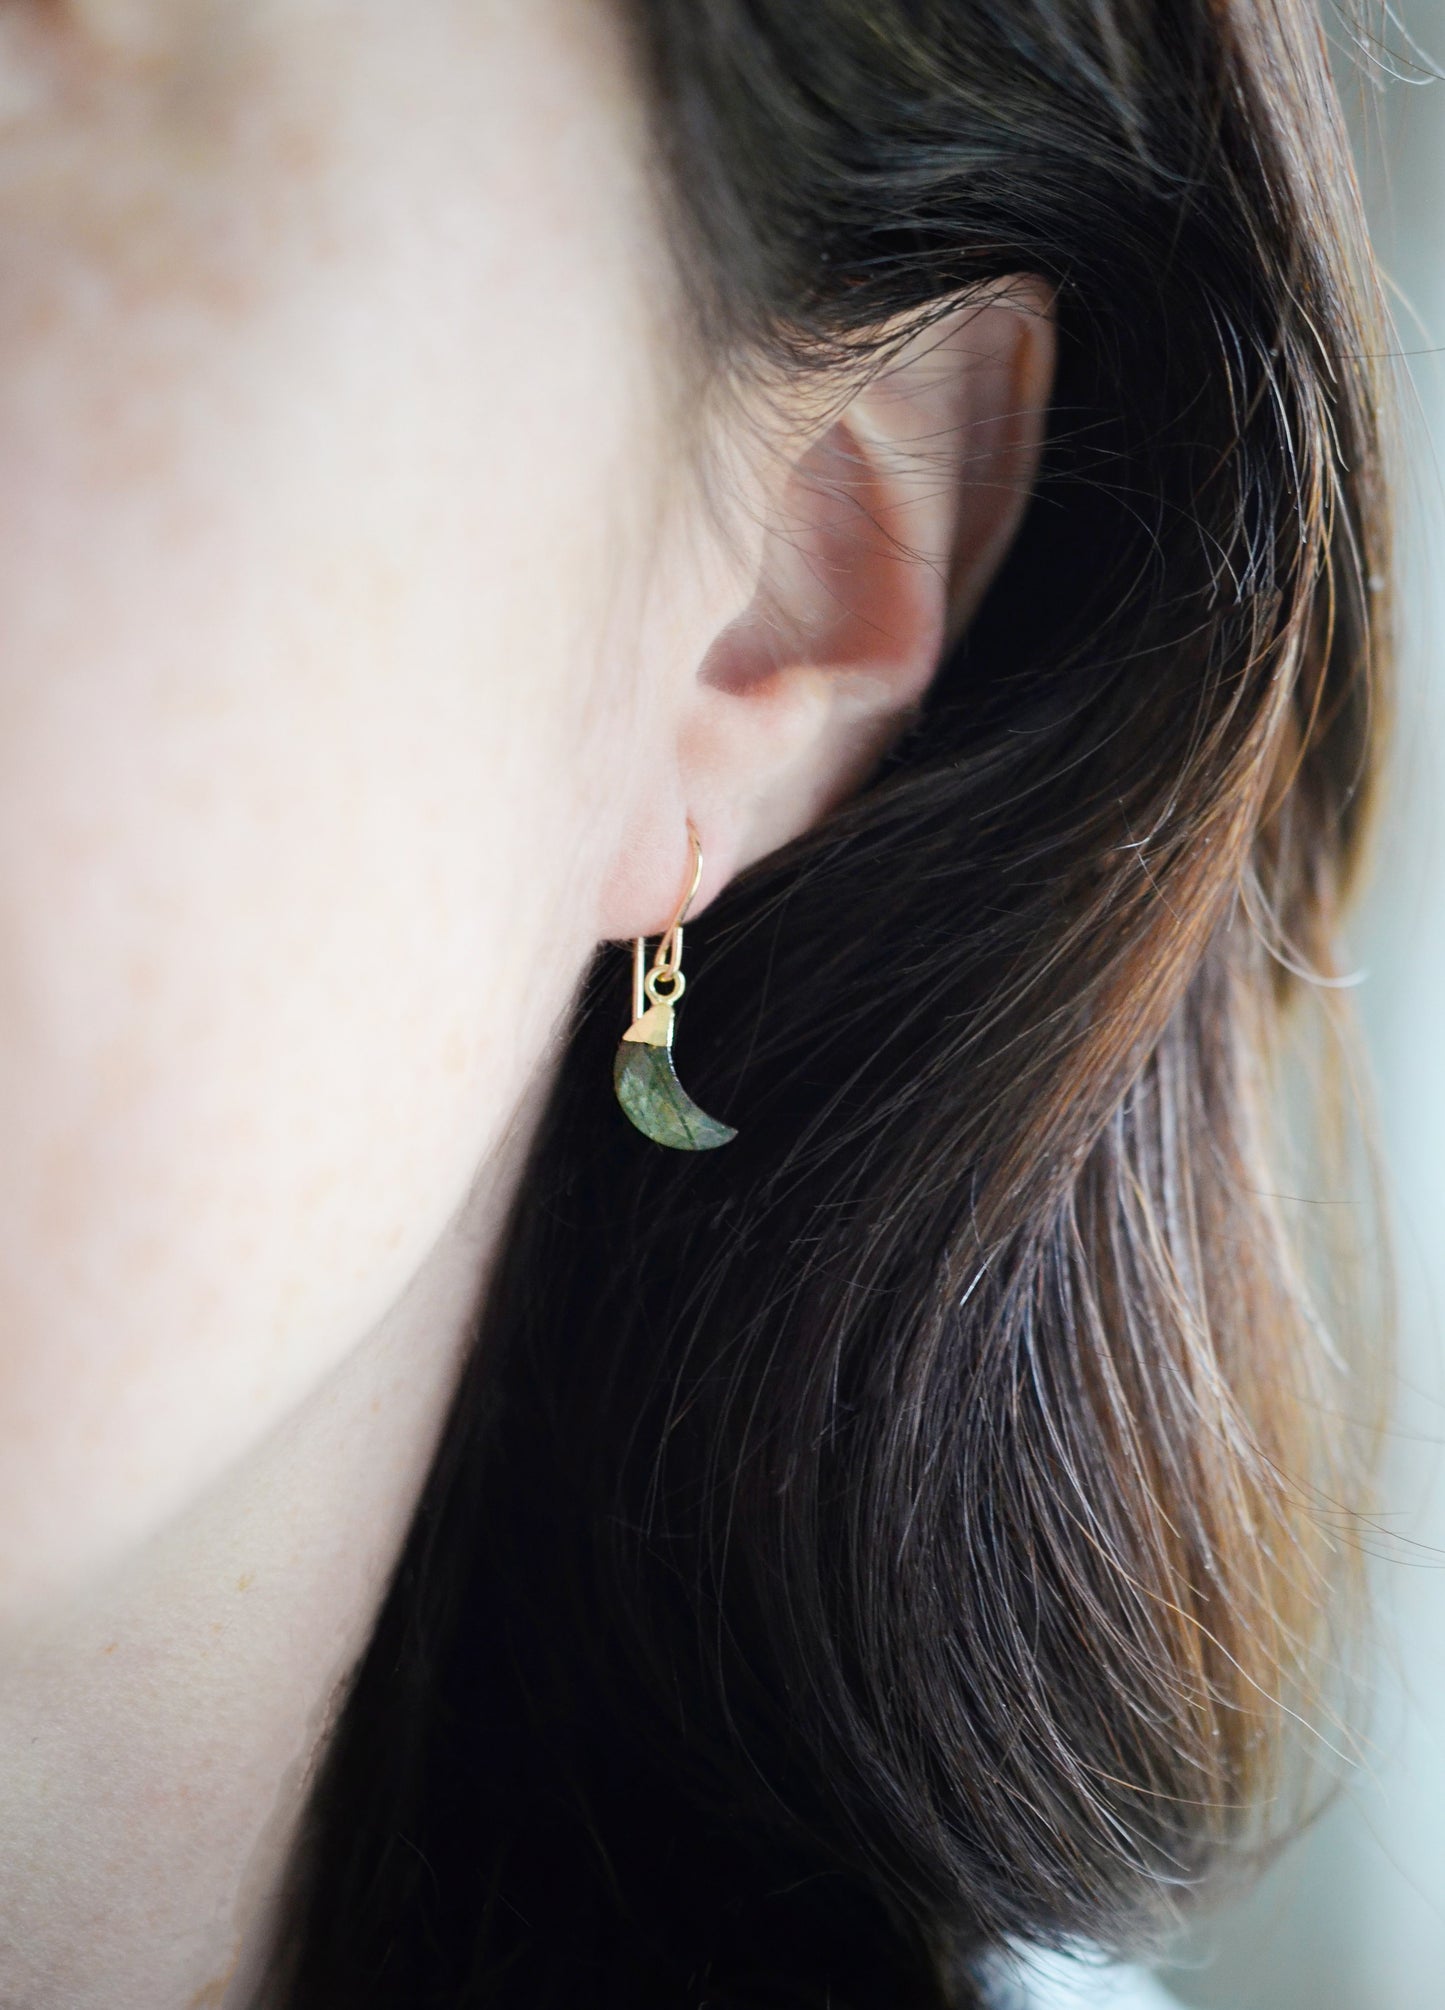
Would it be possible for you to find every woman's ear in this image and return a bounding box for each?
[603,281,1055,937]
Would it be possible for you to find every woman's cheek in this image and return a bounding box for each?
[0,573,578,1612]
[0,1,663,1612]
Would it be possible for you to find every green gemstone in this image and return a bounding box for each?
[613,1039,737,1151]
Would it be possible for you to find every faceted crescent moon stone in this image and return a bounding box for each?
[613,1039,737,1151]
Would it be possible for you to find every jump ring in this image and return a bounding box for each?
[645,965,686,1003]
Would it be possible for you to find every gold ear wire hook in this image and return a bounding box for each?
[616,819,736,1150]
[653,820,704,978]
[631,822,703,1023]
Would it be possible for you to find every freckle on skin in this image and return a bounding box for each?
[184,1948,240,2010]
[126,951,161,1001]
[235,1572,254,1592]
[297,1167,338,1215]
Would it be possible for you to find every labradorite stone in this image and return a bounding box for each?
[613,1039,737,1151]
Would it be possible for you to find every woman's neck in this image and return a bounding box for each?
[0,1141,522,2010]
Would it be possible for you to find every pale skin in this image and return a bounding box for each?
[0,1,1055,2003]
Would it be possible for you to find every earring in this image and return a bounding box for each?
[613,822,737,1151]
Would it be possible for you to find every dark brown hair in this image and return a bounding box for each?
[274,1,1388,2004]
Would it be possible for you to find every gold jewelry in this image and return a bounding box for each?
[613,822,737,1151]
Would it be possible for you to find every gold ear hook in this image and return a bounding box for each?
[616,820,735,1151]
[632,821,703,1018]
[654,820,703,976]
[631,816,703,1013]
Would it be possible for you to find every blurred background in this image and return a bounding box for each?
[1151,7,1445,2006]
